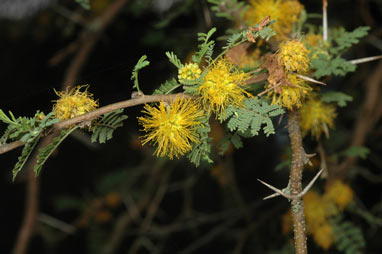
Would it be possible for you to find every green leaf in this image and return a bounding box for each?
[12,137,40,181]
[340,146,370,159]
[75,0,90,10]
[187,116,213,167]
[192,27,216,65]
[311,54,356,79]
[91,109,128,144]
[0,109,16,125]
[321,91,353,107]
[131,55,150,91]
[332,215,365,254]
[165,51,183,69]
[330,26,370,55]
[153,78,181,95]
[223,97,284,137]
[53,196,84,211]
[34,128,77,176]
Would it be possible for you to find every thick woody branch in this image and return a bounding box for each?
[287,110,308,254]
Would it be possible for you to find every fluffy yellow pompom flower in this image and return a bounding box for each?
[198,58,250,119]
[304,33,323,48]
[269,74,311,110]
[313,223,334,250]
[299,97,336,140]
[323,180,354,211]
[244,0,304,41]
[53,85,99,120]
[278,40,310,74]
[138,97,204,159]
[303,191,327,231]
[178,62,202,83]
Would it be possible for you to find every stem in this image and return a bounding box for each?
[287,110,308,254]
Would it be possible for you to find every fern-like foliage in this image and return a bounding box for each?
[208,0,248,20]
[222,97,284,137]
[332,216,365,254]
[311,54,356,79]
[35,128,77,176]
[131,55,150,91]
[340,145,370,159]
[91,109,128,143]
[321,91,353,107]
[153,78,181,95]
[0,110,59,144]
[187,116,213,167]
[192,28,216,65]
[217,132,243,155]
[165,51,183,69]
[12,137,40,181]
[223,31,244,50]
[329,26,370,56]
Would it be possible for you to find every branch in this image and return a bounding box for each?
[0,93,193,155]
[287,110,308,254]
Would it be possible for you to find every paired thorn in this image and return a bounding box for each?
[258,168,324,200]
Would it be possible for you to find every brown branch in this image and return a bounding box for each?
[287,110,308,254]
[12,2,130,253]
[332,61,382,181]
[61,0,129,87]
[12,135,56,254]
[0,93,193,155]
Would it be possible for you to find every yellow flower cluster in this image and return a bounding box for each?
[269,73,311,110]
[244,0,304,41]
[138,97,204,159]
[198,58,251,119]
[278,40,310,74]
[282,180,354,250]
[299,97,337,140]
[323,180,354,211]
[266,40,311,111]
[304,181,354,249]
[53,85,99,120]
[304,33,323,48]
[178,62,202,83]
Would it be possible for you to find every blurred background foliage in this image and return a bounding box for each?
[0,0,381,253]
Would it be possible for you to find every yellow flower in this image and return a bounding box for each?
[299,97,336,140]
[268,73,311,110]
[323,180,354,211]
[53,85,98,120]
[198,58,251,119]
[312,223,334,250]
[303,191,327,232]
[138,97,204,159]
[278,40,310,74]
[178,62,202,83]
[244,0,304,41]
[303,33,323,48]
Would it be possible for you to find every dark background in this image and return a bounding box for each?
[0,0,381,253]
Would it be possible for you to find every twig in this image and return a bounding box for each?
[333,61,382,181]
[12,135,55,254]
[38,213,76,234]
[0,93,193,155]
[128,167,172,254]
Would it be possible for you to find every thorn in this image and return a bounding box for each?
[349,55,382,65]
[296,74,326,86]
[258,169,324,200]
